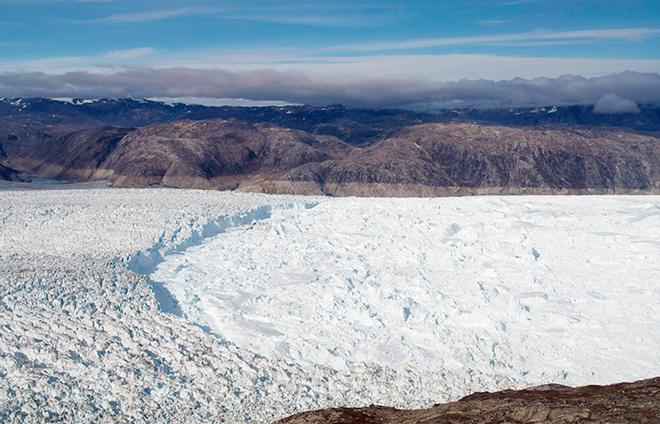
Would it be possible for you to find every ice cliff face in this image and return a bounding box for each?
[1,189,659,422]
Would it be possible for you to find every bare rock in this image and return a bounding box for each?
[277,377,660,423]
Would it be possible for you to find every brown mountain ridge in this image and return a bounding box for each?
[1,118,658,196]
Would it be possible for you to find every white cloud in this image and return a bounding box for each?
[102,47,154,60]
[3,51,660,83]
[92,7,219,23]
[225,14,382,28]
[593,93,641,114]
[329,28,660,52]
[477,19,509,25]
[0,68,658,109]
[87,4,396,28]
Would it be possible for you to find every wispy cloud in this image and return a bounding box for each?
[226,14,389,28]
[489,40,592,47]
[89,4,396,28]
[221,2,401,28]
[4,48,660,84]
[477,19,509,25]
[101,47,154,60]
[330,27,660,52]
[500,0,540,5]
[0,0,115,2]
[92,7,219,23]
[0,47,159,71]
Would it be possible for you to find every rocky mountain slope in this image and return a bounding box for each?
[0,142,22,181]
[90,120,353,190]
[2,98,659,139]
[0,163,21,181]
[281,124,658,196]
[0,98,658,195]
[278,377,660,424]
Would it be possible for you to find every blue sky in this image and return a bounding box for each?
[0,0,659,107]
[2,0,659,68]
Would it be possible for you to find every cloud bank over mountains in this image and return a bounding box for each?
[593,93,642,114]
[1,68,658,110]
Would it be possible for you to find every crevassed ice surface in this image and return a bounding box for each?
[2,190,659,423]
[153,196,660,392]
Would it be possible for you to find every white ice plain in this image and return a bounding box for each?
[1,189,659,422]
[152,196,660,391]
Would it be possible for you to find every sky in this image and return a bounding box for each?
[1,0,659,108]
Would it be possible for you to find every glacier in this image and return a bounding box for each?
[1,189,659,422]
[152,195,660,396]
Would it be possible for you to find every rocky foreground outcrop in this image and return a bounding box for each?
[277,377,660,424]
[1,117,658,195]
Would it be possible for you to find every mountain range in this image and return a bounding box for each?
[1,98,658,195]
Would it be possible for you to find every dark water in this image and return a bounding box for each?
[0,177,111,191]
